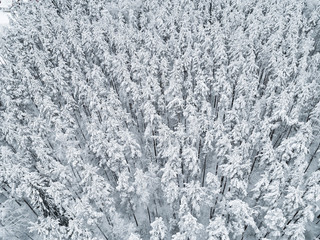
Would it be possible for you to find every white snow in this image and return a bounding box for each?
[0,0,11,26]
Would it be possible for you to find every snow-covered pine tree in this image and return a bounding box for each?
[0,0,319,239]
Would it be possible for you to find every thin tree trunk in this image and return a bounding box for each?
[23,199,38,217]
[147,207,151,223]
[305,142,320,173]
[201,156,207,187]
[95,223,109,240]
[241,225,248,240]
[129,202,139,227]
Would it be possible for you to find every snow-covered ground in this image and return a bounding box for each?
[0,12,9,26]
[0,0,11,26]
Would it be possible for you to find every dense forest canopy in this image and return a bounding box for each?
[0,0,320,239]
